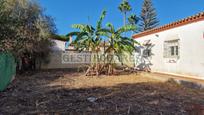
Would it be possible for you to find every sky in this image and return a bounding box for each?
[38,0,204,35]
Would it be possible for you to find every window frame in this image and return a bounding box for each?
[164,39,180,59]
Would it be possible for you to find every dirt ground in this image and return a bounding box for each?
[0,70,204,115]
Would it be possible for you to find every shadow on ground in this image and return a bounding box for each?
[0,71,204,114]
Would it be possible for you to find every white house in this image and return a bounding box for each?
[133,12,204,80]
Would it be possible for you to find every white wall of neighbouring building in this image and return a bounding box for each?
[134,20,204,80]
[51,40,66,51]
[41,40,84,69]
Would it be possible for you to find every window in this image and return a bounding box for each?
[176,46,179,55]
[170,46,179,56]
[164,40,180,58]
[171,46,174,56]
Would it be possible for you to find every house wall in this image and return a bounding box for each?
[135,20,204,80]
[51,40,66,51]
[41,40,85,69]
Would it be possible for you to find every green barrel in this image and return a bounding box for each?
[0,53,16,91]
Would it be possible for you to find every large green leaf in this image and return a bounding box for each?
[116,25,136,34]
[72,24,87,31]
[97,10,106,30]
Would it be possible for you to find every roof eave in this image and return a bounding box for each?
[133,12,204,39]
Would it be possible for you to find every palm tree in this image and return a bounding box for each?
[128,14,139,34]
[128,14,139,26]
[118,0,132,26]
[67,10,106,76]
[100,23,138,74]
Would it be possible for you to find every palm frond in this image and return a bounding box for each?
[106,23,114,33]
[118,0,132,12]
[128,14,139,25]
[116,25,136,34]
[86,25,95,33]
[72,24,87,31]
[96,10,106,30]
[96,29,110,37]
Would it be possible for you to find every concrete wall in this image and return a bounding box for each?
[41,51,86,69]
[41,40,86,69]
[135,20,204,80]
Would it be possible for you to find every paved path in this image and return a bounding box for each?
[145,72,204,89]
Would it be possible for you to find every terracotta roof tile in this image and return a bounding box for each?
[133,12,204,39]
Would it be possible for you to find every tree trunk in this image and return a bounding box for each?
[124,12,126,26]
[124,12,127,36]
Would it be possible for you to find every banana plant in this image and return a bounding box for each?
[99,23,139,74]
[67,10,106,52]
[67,10,107,76]
[67,10,139,75]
